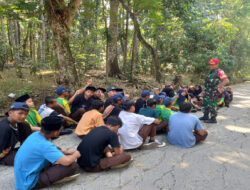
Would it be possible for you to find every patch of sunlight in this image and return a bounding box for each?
[225,125,250,133]
[211,155,249,169]
[233,95,250,99]
[217,115,227,120]
[37,70,58,75]
[232,103,250,108]
[180,162,189,168]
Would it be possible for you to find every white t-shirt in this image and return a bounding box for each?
[38,104,56,119]
[118,111,155,150]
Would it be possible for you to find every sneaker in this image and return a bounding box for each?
[54,173,80,185]
[144,139,166,148]
[111,157,133,169]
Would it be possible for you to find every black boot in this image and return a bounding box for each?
[204,117,217,124]
[199,113,209,120]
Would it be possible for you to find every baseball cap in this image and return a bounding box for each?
[56,86,70,95]
[112,93,127,102]
[6,102,29,116]
[153,95,164,102]
[141,90,150,98]
[163,97,173,106]
[107,86,116,92]
[208,58,220,65]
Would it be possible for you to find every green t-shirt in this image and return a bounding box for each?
[25,108,42,127]
[161,107,175,121]
[156,104,165,121]
[56,97,71,114]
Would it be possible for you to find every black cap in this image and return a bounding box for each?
[86,86,96,92]
[41,115,64,131]
[15,94,30,102]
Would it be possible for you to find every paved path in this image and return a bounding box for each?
[1,84,250,190]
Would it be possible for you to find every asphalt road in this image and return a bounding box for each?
[1,83,250,190]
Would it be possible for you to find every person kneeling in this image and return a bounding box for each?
[167,102,208,148]
[77,116,131,172]
[14,116,81,189]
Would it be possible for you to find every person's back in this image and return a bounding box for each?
[15,131,64,189]
[167,102,206,148]
[75,100,105,136]
[139,107,159,118]
[77,126,118,168]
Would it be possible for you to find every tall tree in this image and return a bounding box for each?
[44,0,80,85]
[106,0,121,77]
[119,0,161,82]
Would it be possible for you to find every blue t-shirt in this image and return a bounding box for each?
[167,112,203,148]
[138,107,159,119]
[14,132,64,190]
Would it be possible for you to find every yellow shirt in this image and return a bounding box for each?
[75,109,105,136]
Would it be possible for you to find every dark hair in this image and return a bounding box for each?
[45,96,56,105]
[41,127,54,135]
[147,98,156,107]
[106,116,123,127]
[121,100,135,111]
[91,99,104,110]
[179,102,192,113]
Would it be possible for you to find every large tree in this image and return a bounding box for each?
[106,0,121,77]
[44,0,80,85]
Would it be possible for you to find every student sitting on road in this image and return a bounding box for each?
[39,96,77,133]
[135,90,150,113]
[15,94,41,132]
[70,86,96,122]
[75,99,105,138]
[154,95,165,121]
[139,98,159,119]
[103,93,125,121]
[0,102,32,166]
[167,102,208,148]
[225,86,233,107]
[14,115,80,190]
[118,100,166,150]
[77,116,132,172]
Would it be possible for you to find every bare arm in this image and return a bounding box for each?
[218,79,229,88]
[68,79,93,105]
[60,114,78,124]
[55,150,81,166]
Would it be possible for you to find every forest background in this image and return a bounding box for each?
[0,0,249,109]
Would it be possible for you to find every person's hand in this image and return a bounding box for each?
[87,78,93,86]
[63,150,76,155]
[154,119,160,124]
[74,150,81,158]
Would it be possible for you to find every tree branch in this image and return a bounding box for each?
[66,0,81,26]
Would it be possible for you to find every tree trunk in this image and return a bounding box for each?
[40,0,46,64]
[29,23,33,60]
[22,23,31,61]
[119,0,161,82]
[0,16,7,71]
[102,0,109,69]
[130,30,138,81]
[44,0,80,85]
[107,0,121,77]
[123,0,129,71]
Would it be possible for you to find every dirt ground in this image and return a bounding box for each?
[1,83,250,190]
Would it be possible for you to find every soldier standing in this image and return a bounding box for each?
[200,58,229,123]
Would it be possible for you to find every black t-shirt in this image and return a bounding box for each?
[0,118,20,156]
[104,98,113,109]
[71,94,92,114]
[77,126,120,168]
[135,98,146,113]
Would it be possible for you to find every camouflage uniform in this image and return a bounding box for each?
[203,68,223,118]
